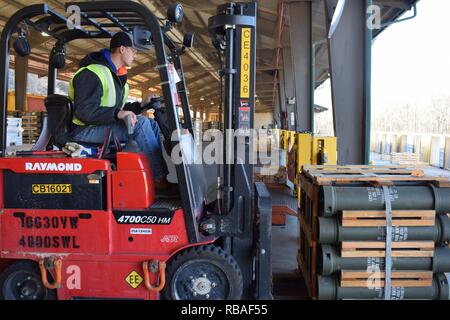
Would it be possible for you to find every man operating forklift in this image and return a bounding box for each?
[68,32,177,198]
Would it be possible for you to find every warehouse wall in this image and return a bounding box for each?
[255,112,273,129]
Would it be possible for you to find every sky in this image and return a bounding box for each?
[315,0,450,111]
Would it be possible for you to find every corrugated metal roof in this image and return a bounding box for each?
[0,0,419,113]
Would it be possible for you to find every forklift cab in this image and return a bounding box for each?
[0,1,271,300]
[0,0,208,228]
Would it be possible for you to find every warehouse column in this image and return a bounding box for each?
[287,0,313,133]
[273,87,281,128]
[282,47,296,131]
[324,0,372,164]
[278,71,287,129]
[15,55,28,111]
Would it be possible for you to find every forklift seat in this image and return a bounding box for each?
[44,94,74,149]
[44,94,120,154]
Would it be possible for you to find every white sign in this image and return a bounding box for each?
[130,228,153,235]
[25,162,82,172]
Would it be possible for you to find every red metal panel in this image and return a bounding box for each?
[0,157,110,174]
[26,96,46,112]
[0,210,111,254]
[56,260,157,300]
[116,152,152,171]
[112,153,155,209]
[110,209,189,254]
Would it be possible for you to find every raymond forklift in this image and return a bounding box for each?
[0,1,272,300]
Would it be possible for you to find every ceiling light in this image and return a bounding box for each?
[41,32,50,37]
[200,96,205,101]
[210,101,214,105]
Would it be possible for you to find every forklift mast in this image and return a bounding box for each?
[206,2,272,299]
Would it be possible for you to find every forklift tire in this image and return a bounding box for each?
[162,245,243,300]
[0,261,56,300]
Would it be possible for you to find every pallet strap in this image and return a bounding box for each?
[382,186,393,300]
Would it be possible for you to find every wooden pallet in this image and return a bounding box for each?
[297,165,448,299]
[297,232,318,299]
[340,270,433,288]
[341,210,436,227]
[302,165,450,187]
[341,241,435,258]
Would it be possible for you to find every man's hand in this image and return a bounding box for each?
[117,110,137,126]
[141,94,158,107]
[63,142,96,158]
[141,95,163,111]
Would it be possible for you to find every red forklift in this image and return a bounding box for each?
[0,1,272,300]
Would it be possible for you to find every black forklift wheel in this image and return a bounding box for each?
[163,245,243,300]
[0,261,56,300]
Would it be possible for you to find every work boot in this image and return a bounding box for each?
[155,178,180,199]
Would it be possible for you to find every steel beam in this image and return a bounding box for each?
[324,0,372,164]
[277,72,287,129]
[273,87,281,128]
[287,1,313,133]
[282,47,296,131]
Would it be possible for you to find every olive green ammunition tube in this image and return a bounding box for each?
[319,245,450,275]
[320,186,450,217]
[318,215,450,244]
[318,273,450,300]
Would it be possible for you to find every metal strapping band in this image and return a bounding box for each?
[382,186,393,300]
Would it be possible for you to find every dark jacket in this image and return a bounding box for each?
[71,49,143,129]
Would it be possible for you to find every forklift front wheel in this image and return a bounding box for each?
[163,245,243,300]
[0,261,56,300]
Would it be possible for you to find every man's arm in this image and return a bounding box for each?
[123,96,162,115]
[123,101,143,115]
[72,70,118,125]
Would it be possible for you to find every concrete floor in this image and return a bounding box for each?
[272,215,299,275]
[271,209,309,299]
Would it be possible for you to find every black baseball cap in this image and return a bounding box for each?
[110,32,135,50]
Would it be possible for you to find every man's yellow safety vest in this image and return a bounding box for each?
[68,64,129,126]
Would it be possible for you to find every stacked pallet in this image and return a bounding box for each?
[8,111,43,144]
[391,152,424,166]
[254,166,287,185]
[298,165,450,300]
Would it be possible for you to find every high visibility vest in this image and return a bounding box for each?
[68,64,129,126]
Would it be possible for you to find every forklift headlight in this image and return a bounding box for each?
[167,3,184,23]
[183,32,194,48]
[13,32,31,57]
